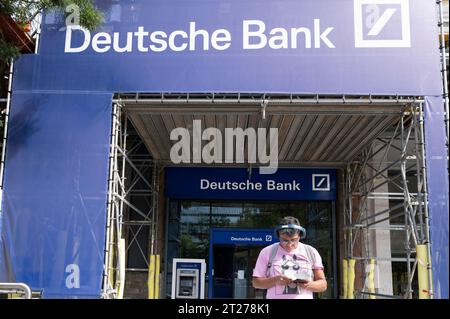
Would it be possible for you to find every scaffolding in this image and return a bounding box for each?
[109,93,438,298]
[343,101,433,299]
[102,102,160,298]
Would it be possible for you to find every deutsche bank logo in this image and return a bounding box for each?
[266,235,272,242]
[312,174,330,191]
[354,0,411,48]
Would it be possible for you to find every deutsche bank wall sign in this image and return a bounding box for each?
[165,168,336,201]
[19,0,441,95]
[65,0,412,53]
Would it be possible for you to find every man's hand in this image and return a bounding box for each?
[276,275,293,285]
[296,280,311,289]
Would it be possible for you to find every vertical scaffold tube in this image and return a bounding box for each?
[417,244,430,299]
[347,259,356,299]
[103,103,119,296]
[148,255,156,299]
[342,259,348,299]
[118,238,126,299]
[155,255,160,299]
[367,259,376,299]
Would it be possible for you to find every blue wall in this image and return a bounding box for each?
[0,93,112,298]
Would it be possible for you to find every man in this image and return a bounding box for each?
[252,216,327,299]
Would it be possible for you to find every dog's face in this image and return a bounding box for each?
[281,255,300,278]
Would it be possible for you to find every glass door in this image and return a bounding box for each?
[232,245,266,299]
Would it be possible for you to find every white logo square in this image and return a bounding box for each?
[312,174,330,191]
[354,0,411,48]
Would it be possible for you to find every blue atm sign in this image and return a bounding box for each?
[165,167,336,201]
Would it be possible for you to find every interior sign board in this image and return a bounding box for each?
[165,167,336,201]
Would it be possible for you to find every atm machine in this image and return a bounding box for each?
[171,258,206,299]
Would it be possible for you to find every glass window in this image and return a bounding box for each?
[180,201,210,259]
[211,202,243,227]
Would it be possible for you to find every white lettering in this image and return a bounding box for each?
[243,20,267,49]
[314,19,335,48]
[92,32,111,53]
[267,180,301,191]
[171,121,278,174]
[211,29,231,50]
[199,179,264,191]
[113,32,133,52]
[202,127,222,164]
[243,19,334,50]
[224,127,257,164]
[168,30,188,51]
[149,31,168,52]
[192,120,202,163]
[65,4,80,26]
[291,27,312,49]
[65,264,80,289]
[189,22,209,51]
[200,179,209,189]
[134,26,149,52]
[64,20,336,54]
[64,26,91,53]
[268,27,288,49]
[258,128,278,174]
[170,128,191,163]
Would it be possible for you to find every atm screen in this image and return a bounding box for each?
[180,276,194,287]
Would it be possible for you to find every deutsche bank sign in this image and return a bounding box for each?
[26,0,441,95]
[165,168,336,201]
[65,0,413,54]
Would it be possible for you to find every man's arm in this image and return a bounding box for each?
[252,275,293,289]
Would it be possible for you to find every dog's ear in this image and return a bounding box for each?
[293,254,297,260]
[282,255,286,260]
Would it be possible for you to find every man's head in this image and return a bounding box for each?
[275,216,306,252]
[275,216,306,242]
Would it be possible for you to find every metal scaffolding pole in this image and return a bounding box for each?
[0,60,14,204]
[400,114,412,299]
[103,102,120,298]
[149,162,160,257]
[343,103,431,299]
[113,93,422,107]
[436,0,449,153]
[417,103,434,298]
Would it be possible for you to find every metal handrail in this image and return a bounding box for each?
[0,282,32,299]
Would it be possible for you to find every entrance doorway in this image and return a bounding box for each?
[208,228,276,299]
